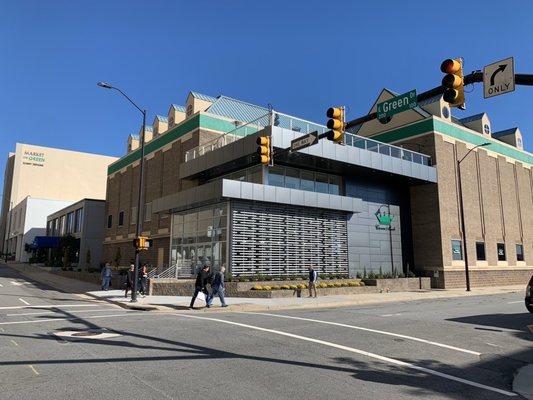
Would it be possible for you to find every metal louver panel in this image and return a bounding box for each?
[230,200,348,276]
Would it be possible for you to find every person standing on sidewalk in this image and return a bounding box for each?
[124,263,135,298]
[100,262,113,291]
[308,265,318,298]
[139,264,148,297]
[189,265,212,309]
[207,266,228,308]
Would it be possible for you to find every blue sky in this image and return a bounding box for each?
[1,0,532,188]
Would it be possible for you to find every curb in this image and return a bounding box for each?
[513,364,533,399]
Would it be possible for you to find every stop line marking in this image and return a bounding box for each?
[18,298,30,305]
[175,313,516,397]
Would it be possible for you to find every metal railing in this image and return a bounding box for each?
[344,133,431,166]
[184,110,431,166]
[185,112,271,162]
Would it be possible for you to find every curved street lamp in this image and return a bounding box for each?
[457,142,491,292]
[97,82,147,303]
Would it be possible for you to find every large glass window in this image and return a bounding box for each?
[315,173,329,194]
[300,171,315,192]
[268,166,285,187]
[329,175,341,195]
[497,243,506,261]
[74,208,83,233]
[118,211,124,226]
[285,168,300,189]
[476,242,486,261]
[266,167,343,195]
[66,212,74,233]
[451,240,463,261]
[170,203,228,278]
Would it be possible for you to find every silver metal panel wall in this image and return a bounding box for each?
[347,201,403,276]
[230,200,348,276]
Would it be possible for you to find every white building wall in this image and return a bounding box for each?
[13,198,73,262]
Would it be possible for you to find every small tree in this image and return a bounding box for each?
[114,247,122,267]
[86,248,92,268]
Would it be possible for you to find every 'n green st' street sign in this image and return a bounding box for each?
[376,90,418,120]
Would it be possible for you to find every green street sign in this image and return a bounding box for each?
[376,90,417,120]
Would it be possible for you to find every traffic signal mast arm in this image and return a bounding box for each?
[278,71,533,154]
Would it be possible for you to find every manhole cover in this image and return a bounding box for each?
[53,329,121,340]
[72,331,102,337]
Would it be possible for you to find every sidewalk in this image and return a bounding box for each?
[88,285,526,312]
[2,261,525,312]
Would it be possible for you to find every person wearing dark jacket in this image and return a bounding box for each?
[189,265,212,309]
[124,264,135,298]
[207,266,228,307]
[308,265,318,298]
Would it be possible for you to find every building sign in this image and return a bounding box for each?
[22,150,45,167]
[374,205,395,231]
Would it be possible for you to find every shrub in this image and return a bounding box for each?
[327,283,336,288]
[348,281,359,287]
[252,285,263,290]
[270,285,280,290]
[368,272,376,279]
[263,286,271,291]
[289,284,298,290]
[359,281,365,286]
[297,284,306,289]
[363,267,367,279]
[334,282,343,287]
[280,285,291,290]
[356,272,362,279]
[407,270,416,278]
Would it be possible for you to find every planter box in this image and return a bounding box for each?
[362,277,431,291]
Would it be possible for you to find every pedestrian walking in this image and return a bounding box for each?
[124,263,135,298]
[189,265,211,309]
[100,262,113,291]
[308,265,318,298]
[139,264,148,297]
[207,266,228,307]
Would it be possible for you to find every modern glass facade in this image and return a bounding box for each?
[170,202,229,278]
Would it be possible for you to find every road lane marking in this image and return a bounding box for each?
[0,304,105,310]
[485,343,501,348]
[10,281,30,286]
[0,283,3,287]
[175,313,516,397]
[28,365,40,375]
[18,298,30,305]
[0,311,165,325]
[10,340,18,346]
[507,301,523,304]
[381,313,402,317]
[239,312,481,356]
[7,308,118,317]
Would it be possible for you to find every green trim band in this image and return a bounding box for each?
[371,118,533,166]
[108,114,237,175]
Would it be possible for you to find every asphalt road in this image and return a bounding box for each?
[1,264,532,400]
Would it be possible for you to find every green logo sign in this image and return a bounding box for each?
[376,90,417,120]
[375,205,395,231]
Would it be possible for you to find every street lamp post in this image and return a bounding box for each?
[456,142,491,292]
[4,201,13,263]
[97,82,146,303]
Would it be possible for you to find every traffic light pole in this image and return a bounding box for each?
[132,110,147,303]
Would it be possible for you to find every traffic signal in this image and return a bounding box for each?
[133,236,152,251]
[257,135,271,165]
[440,58,465,109]
[326,107,345,143]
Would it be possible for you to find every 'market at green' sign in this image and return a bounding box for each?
[377,90,417,120]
